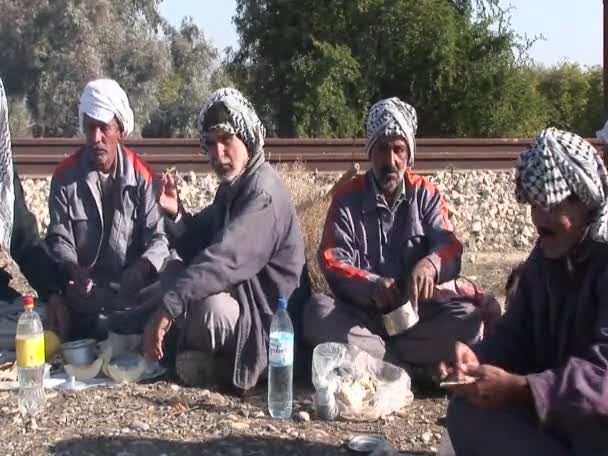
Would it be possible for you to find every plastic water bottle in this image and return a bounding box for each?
[16,295,46,417]
[268,296,294,419]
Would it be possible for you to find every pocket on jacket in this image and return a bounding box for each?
[68,203,92,260]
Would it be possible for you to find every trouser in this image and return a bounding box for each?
[181,291,240,357]
[449,397,608,455]
[446,398,571,456]
[302,292,482,366]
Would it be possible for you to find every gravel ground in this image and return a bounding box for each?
[4,167,531,454]
[0,252,528,456]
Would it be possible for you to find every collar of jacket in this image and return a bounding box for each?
[362,170,408,214]
[79,144,139,220]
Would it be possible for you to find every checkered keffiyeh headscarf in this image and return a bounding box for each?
[0,78,15,253]
[365,97,418,166]
[515,127,608,243]
[198,88,266,159]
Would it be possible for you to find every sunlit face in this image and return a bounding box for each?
[83,114,122,173]
[203,129,249,182]
[370,135,409,196]
[531,195,592,259]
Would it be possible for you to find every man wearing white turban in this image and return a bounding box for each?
[45,79,169,340]
[303,97,482,374]
[0,78,66,304]
[440,128,608,455]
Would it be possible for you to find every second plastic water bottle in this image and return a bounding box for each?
[268,296,294,419]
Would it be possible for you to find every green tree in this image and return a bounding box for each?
[228,0,548,138]
[143,18,232,137]
[534,63,604,137]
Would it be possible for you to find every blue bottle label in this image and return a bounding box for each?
[269,331,294,367]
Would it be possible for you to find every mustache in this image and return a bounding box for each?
[380,166,399,175]
[538,227,557,237]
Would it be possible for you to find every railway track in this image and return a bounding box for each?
[12,137,604,175]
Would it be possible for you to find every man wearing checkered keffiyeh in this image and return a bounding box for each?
[146,88,309,393]
[445,128,608,455]
[515,127,608,243]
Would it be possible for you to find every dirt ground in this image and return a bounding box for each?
[0,251,528,456]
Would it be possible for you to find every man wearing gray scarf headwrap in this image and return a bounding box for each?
[441,128,608,455]
[0,78,66,308]
[144,88,310,395]
[303,97,482,376]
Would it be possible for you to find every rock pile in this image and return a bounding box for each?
[20,168,536,252]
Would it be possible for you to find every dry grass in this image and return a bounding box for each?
[277,163,362,293]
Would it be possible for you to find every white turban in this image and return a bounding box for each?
[365,97,418,166]
[0,78,14,252]
[79,79,134,137]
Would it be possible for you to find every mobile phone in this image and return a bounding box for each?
[439,375,477,388]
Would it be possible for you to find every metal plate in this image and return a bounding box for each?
[348,435,387,453]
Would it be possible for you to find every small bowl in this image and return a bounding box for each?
[348,435,388,452]
[383,301,419,336]
[62,339,97,366]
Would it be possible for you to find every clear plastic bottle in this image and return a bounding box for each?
[16,295,46,417]
[268,296,294,419]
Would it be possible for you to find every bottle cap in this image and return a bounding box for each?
[278,296,288,310]
[23,295,34,309]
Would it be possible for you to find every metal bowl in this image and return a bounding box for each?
[348,435,388,452]
[383,300,419,336]
[61,339,97,366]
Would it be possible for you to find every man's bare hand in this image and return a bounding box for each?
[157,172,179,217]
[143,309,173,360]
[408,258,436,307]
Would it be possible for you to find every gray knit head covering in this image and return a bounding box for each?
[365,97,417,166]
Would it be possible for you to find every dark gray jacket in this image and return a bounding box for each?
[163,161,308,391]
[476,240,608,449]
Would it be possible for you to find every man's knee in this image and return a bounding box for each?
[303,293,387,359]
[188,292,238,321]
[183,293,240,352]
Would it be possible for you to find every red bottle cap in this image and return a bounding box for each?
[23,295,34,309]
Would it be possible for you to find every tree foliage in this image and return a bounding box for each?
[0,0,228,137]
[228,0,603,138]
[0,0,603,138]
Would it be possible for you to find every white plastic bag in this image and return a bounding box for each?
[312,342,414,421]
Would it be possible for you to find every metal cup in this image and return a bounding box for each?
[61,339,97,366]
[382,300,419,336]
